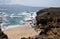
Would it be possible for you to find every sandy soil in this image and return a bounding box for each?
[3,23,39,39]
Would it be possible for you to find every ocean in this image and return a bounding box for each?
[1,11,37,30]
[0,5,44,30]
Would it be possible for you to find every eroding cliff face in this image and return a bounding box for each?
[35,7,60,39]
[21,7,60,39]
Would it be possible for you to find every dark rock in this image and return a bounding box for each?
[21,37,27,39]
[22,7,60,39]
[0,29,8,39]
[34,7,60,39]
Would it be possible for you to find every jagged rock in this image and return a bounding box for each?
[0,29,8,39]
[34,7,60,39]
[21,8,60,39]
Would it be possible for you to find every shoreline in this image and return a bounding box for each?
[3,23,39,39]
[2,22,32,31]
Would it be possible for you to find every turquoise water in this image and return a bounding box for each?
[5,14,26,26]
[0,5,44,26]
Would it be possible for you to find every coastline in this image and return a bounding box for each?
[2,22,31,31]
[3,23,39,39]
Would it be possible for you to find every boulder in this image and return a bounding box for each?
[0,29,8,39]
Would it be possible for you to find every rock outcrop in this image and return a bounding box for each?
[21,7,60,39]
[35,7,60,39]
[0,17,8,39]
[0,29,8,39]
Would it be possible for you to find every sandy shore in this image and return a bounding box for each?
[3,23,39,39]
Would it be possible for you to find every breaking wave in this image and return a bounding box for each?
[0,11,36,30]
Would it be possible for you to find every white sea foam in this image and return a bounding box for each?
[1,11,37,30]
[2,25,20,30]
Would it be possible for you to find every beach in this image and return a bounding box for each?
[3,23,39,39]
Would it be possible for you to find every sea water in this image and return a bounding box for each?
[1,11,37,30]
[0,5,44,30]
